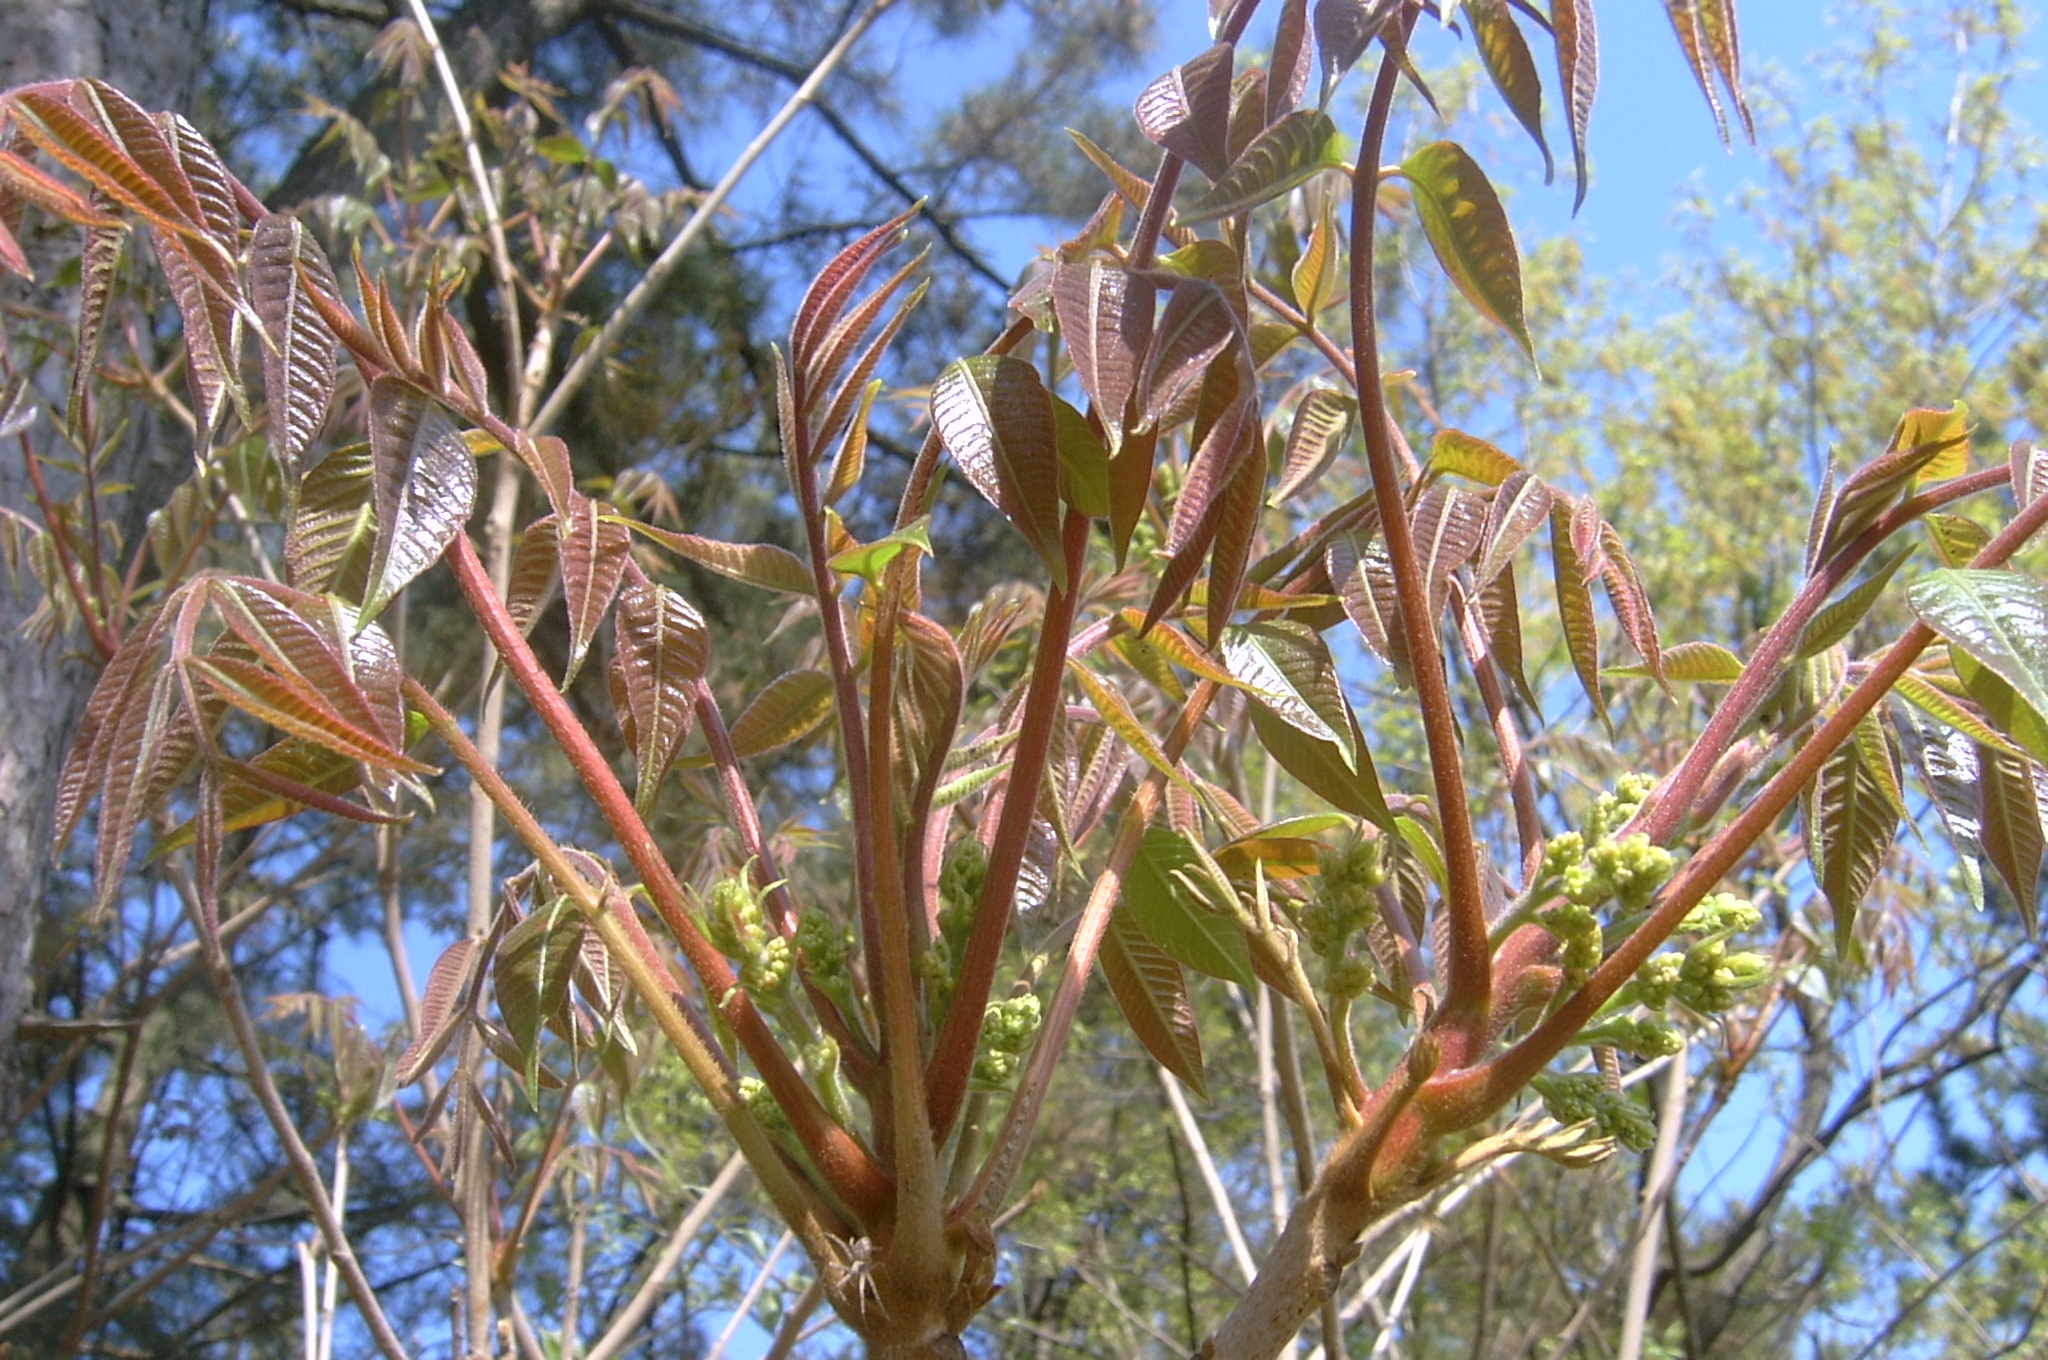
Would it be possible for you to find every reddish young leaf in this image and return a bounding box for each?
[506,515,560,641]
[160,112,240,238]
[556,493,631,687]
[609,578,708,808]
[1271,388,1356,505]
[362,377,477,621]
[930,355,1069,593]
[789,203,921,385]
[249,214,339,484]
[75,81,201,225]
[1596,520,1664,689]
[1052,258,1154,445]
[54,601,175,853]
[1176,110,1345,227]
[1427,429,1524,488]
[394,937,478,1088]
[11,87,190,232]
[2012,439,2046,512]
[1695,0,1754,142]
[1412,483,1487,625]
[186,655,426,773]
[1134,42,1236,181]
[1315,0,1402,100]
[1267,0,1314,124]
[1205,439,1266,642]
[66,210,123,435]
[625,522,815,595]
[0,147,126,232]
[1328,528,1410,682]
[1550,499,1608,728]
[1475,470,1552,585]
[1553,0,1600,212]
[284,441,375,598]
[1476,566,1537,710]
[1664,0,1730,146]
[1142,277,1240,430]
[153,226,243,434]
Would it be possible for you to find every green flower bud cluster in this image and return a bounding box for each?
[803,1035,854,1127]
[739,1076,791,1135]
[1582,772,1656,845]
[1538,900,1604,988]
[702,874,791,996]
[795,907,849,976]
[1679,892,1762,938]
[1530,1071,1655,1152]
[1634,941,1769,1014]
[973,994,1042,1087]
[1564,834,1675,911]
[937,839,987,951]
[1302,839,1383,958]
[1577,1015,1684,1059]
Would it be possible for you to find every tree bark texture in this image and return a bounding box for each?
[0,0,211,1117]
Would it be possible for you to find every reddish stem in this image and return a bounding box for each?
[443,533,892,1223]
[924,510,1090,1141]
[1347,33,1491,1030]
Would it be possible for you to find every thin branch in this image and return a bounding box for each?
[1618,1039,1688,1360]
[532,0,902,436]
[1159,1065,1260,1288]
[583,1153,748,1360]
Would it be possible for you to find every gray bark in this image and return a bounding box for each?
[0,0,211,1118]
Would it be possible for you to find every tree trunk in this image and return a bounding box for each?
[0,0,210,1118]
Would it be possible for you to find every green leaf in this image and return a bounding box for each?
[1124,828,1256,988]
[1608,640,1743,683]
[1805,712,1902,955]
[1400,141,1534,362]
[1053,398,1111,517]
[1290,188,1341,318]
[1271,388,1357,504]
[727,669,835,758]
[1468,0,1553,180]
[1908,571,2048,748]
[1069,660,1192,791]
[1100,907,1207,1096]
[1954,651,2048,768]
[1176,110,1346,226]
[1796,547,1911,660]
[826,518,932,584]
[1247,702,1393,830]
[931,355,1069,593]
[535,133,588,165]
[1426,428,1524,488]
[1924,512,1990,569]
[1976,743,2043,934]
[1891,671,2022,758]
[495,901,586,1100]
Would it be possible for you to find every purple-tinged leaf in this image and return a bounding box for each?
[1271,388,1357,504]
[1052,259,1154,444]
[249,214,338,485]
[1328,529,1409,682]
[556,494,631,687]
[1551,500,1607,728]
[1176,109,1345,227]
[1899,712,1986,912]
[1141,278,1240,430]
[284,441,374,598]
[1314,0,1402,101]
[10,87,188,231]
[728,669,835,759]
[1402,141,1535,362]
[1977,744,2042,934]
[1596,521,1663,689]
[74,81,199,224]
[1553,0,1599,213]
[54,603,174,853]
[610,579,707,810]
[1206,438,1266,641]
[1427,428,1524,488]
[1475,470,1552,585]
[362,376,476,621]
[1469,0,1553,179]
[2012,439,2046,512]
[67,207,122,437]
[627,522,818,595]
[394,937,478,1088]
[1134,43,1236,182]
[1812,427,1967,567]
[1267,0,1314,124]
[186,655,427,773]
[931,355,1069,592]
[506,514,560,641]
[161,112,239,238]
[1664,0,1730,146]
[1695,0,1754,142]
[789,204,921,384]
[1476,566,1537,709]
[513,433,577,518]
[1102,905,1207,1096]
[153,226,242,434]
[92,666,182,914]
[1413,484,1488,625]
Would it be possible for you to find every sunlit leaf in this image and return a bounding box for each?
[1977,743,2042,934]
[609,580,707,810]
[1271,389,1356,504]
[1796,547,1911,660]
[1141,278,1240,430]
[1176,110,1345,226]
[1052,258,1153,446]
[362,377,476,622]
[1804,712,1902,954]
[495,901,586,1100]
[1891,670,2021,758]
[1401,141,1535,361]
[285,442,375,599]
[1328,528,1409,681]
[1923,513,1989,570]
[1813,427,1967,567]
[556,495,631,687]
[624,521,815,595]
[394,937,477,1088]
[1468,0,1553,179]
[1291,188,1341,319]
[1909,570,2048,754]
[931,355,1069,593]
[827,518,931,585]
[1596,521,1663,689]
[1475,470,1552,585]
[1553,0,1599,212]
[1551,500,1607,728]
[1609,640,1742,683]
[249,214,338,486]
[728,669,835,758]
[1134,42,1236,181]
[1413,484,1487,625]
[1069,661,1192,791]
[1427,428,1523,488]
